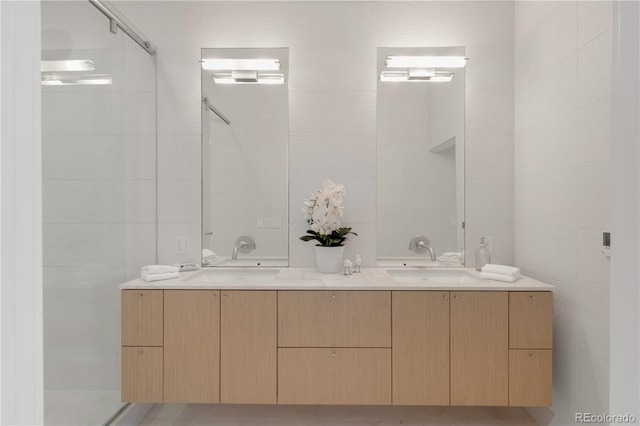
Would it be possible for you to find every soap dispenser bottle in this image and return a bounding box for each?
[475,237,491,271]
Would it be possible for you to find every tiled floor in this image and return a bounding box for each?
[139,404,538,426]
[44,390,124,426]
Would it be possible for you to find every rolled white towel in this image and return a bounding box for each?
[141,265,179,275]
[481,264,520,278]
[480,271,520,283]
[441,252,462,258]
[202,248,218,259]
[141,271,180,282]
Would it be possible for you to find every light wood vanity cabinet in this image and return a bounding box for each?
[392,291,450,405]
[163,290,220,403]
[121,290,163,402]
[277,291,392,405]
[451,291,509,406]
[220,290,277,404]
[121,288,553,407]
[508,292,553,406]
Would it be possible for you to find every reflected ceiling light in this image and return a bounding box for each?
[212,71,285,85]
[385,56,467,69]
[41,74,112,86]
[201,58,280,71]
[380,70,454,83]
[41,60,96,72]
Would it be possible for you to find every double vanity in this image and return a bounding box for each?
[120,268,553,407]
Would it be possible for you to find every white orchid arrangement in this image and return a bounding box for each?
[300,180,357,247]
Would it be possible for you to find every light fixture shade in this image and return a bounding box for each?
[379,70,453,83]
[201,58,280,71]
[41,60,96,72]
[213,72,285,85]
[41,74,112,85]
[385,56,467,69]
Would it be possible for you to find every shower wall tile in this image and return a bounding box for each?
[44,310,120,355]
[125,224,157,268]
[45,354,119,391]
[156,47,202,95]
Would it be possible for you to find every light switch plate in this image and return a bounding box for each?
[174,236,186,254]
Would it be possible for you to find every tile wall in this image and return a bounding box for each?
[514,1,612,423]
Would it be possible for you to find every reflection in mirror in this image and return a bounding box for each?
[376,47,466,266]
[201,48,289,267]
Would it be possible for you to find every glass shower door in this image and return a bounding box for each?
[41,2,156,425]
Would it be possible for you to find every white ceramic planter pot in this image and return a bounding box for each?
[314,245,345,273]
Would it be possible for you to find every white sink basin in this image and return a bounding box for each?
[387,269,484,283]
[189,268,280,283]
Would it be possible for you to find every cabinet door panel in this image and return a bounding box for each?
[121,347,163,402]
[278,291,391,347]
[510,292,553,349]
[392,291,450,405]
[164,290,220,403]
[451,291,508,406]
[221,290,277,404]
[509,350,553,406]
[122,290,163,346]
[278,348,391,405]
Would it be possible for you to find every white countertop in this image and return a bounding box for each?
[119,267,554,291]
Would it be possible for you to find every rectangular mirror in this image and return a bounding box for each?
[201,48,289,267]
[376,47,465,266]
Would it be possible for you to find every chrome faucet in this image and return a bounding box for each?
[409,235,436,261]
[232,235,256,259]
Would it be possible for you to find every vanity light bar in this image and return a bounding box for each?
[201,58,280,71]
[380,70,454,83]
[213,72,285,85]
[386,55,468,69]
[41,74,112,86]
[41,60,96,72]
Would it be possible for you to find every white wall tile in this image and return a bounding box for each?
[578,0,612,48]
[115,1,203,48]
[200,2,291,47]
[466,89,514,135]
[125,179,157,223]
[157,90,201,136]
[377,2,467,47]
[156,47,202,95]
[44,224,126,267]
[577,96,611,168]
[44,310,120,355]
[45,354,118,391]
[125,224,157,267]
[514,2,577,77]
[465,178,514,225]
[578,30,612,108]
[515,171,578,227]
[463,1,514,47]
[575,164,610,229]
[157,135,202,180]
[157,179,201,224]
[289,47,377,93]
[466,133,514,180]
[289,91,376,137]
[465,45,514,94]
[288,2,377,47]
[514,1,562,42]
[514,112,578,178]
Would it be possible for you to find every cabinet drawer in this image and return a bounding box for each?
[510,292,553,349]
[121,347,163,403]
[122,290,163,346]
[509,350,552,406]
[278,348,391,405]
[278,291,391,347]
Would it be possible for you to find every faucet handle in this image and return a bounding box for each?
[409,235,431,254]
[234,235,256,253]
